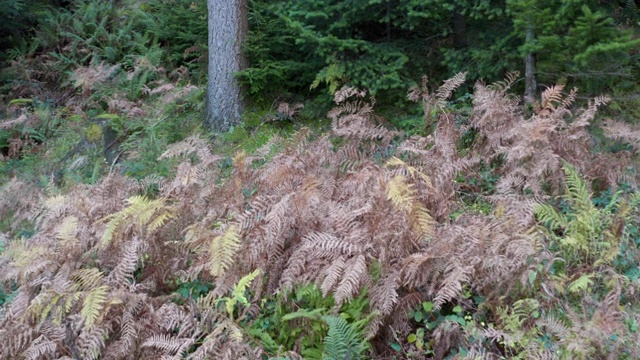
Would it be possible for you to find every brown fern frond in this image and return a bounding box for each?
[435,72,467,105]
[488,71,520,93]
[103,310,138,359]
[76,325,108,360]
[106,238,140,287]
[538,85,565,116]
[159,135,222,167]
[370,270,400,316]
[142,334,194,357]
[22,335,57,360]
[334,255,367,305]
[320,256,346,296]
[602,119,640,151]
[333,86,367,104]
[432,262,471,309]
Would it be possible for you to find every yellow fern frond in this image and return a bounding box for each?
[387,175,434,241]
[410,205,435,240]
[26,292,58,323]
[81,285,108,327]
[71,268,104,291]
[209,225,242,277]
[55,215,79,247]
[387,176,415,212]
[100,195,174,248]
[386,157,433,187]
[64,291,82,314]
[44,194,66,210]
[11,243,48,276]
[146,211,174,233]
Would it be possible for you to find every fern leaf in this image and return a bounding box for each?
[55,215,79,246]
[281,308,325,321]
[540,84,565,112]
[107,238,139,286]
[321,315,366,360]
[435,72,467,105]
[23,338,57,360]
[209,225,242,277]
[72,268,105,291]
[334,255,367,306]
[568,273,594,293]
[100,195,173,248]
[410,205,435,240]
[386,176,415,212]
[433,263,470,309]
[321,257,346,296]
[535,204,567,231]
[142,334,193,356]
[232,269,261,305]
[386,157,433,187]
[224,269,261,317]
[81,285,108,327]
[562,164,593,213]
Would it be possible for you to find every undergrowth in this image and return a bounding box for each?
[2,70,640,359]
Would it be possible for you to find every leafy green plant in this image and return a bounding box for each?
[218,269,261,319]
[321,315,367,360]
[145,0,207,80]
[246,284,372,359]
[173,279,214,303]
[536,164,640,280]
[406,293,484,357]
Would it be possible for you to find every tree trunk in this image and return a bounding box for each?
[524,27,537,102]
[206,0,248,132]
[452,9,467,49]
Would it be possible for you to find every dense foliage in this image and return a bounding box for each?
[240,0,640,105]
[2,0,640,359]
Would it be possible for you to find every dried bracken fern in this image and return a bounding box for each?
[1,72,638,359]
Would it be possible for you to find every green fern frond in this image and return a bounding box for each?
[567,273,594,293]
[281,308,326,321]
[232,269,260,305]
[246,327,280,353]
[535,204,567,232]
[562,164,593,213]
[222,269,261,318]
[321,315,367,360]
[209,225,242,277]
[81,285,108,327]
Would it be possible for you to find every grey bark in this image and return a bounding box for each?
[524,27,537,102]
[206,0,248,132]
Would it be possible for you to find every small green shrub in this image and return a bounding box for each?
[246,284,372,359]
